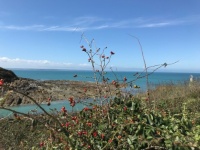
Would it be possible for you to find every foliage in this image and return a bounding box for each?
[0,36,199,149]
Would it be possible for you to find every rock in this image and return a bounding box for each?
[0,67,18,83]
[1,78,116,107]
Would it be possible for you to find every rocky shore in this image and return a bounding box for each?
[0,68,113,107]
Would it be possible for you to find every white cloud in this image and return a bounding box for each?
[0,57,74,69]
[79,63,90,67]
[0,57,100,70]
[0,25,45,31]
[139,22,171,28]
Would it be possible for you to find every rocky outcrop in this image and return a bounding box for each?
[0,67,18,82]
[0,78,107,107]
[0,68,116,107]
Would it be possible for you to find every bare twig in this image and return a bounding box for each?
[128,34,150,101]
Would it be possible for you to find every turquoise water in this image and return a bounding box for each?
[0,69,200,118]
[12,69,200,90]
[0,100,94,118]
[12,69,200,84]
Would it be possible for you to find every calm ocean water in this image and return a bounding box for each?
[12,69,200,88]
[1,69,200,118]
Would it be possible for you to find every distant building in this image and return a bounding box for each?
[190,75,193,82]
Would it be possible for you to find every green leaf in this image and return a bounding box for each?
[127,138,132,145]
[146,114,153,125]
[147,136,153,140]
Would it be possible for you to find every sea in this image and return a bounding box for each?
[0,69,200,118]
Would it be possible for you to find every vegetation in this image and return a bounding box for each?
[0,37,199,149]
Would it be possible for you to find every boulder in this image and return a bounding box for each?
[0,67,18,83]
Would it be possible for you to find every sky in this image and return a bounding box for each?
[0,0,200,73]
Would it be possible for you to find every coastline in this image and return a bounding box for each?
[0,78,109,107]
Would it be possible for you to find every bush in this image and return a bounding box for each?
[0,36,199,149]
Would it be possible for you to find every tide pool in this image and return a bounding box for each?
[0,100,95,118]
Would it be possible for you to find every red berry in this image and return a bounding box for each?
[101,134,105,139]
[93,131,98,137]
[0,79,4,86]
[65,122,70,127]
[39,142,44,147]
[78,131,82,136]
[124,107,127,111]
[83,107,89,111]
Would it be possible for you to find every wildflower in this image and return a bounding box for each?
[93,105,97,110]
[39,142,44,147]
[72,116,77,120]
[69,97,73,102]
[92,131,98,137]
[112,80,116,85]
[78,131,82,136]
[46,97,51,106]
[80,45,84,48]
[88,58,91,62]
[47,97,51,102]
[70,101,76,107]
[110,51,115,55]
[123,77,127,82]
[102,55,105,58]
[61,106,67,113]
[68,97,76,107]
[101,134,105,139]
[65,122,70,127]
[108,139,112,143]
[0,79,4,86]
[106,56,109,59]
[82,131,88,135]
[83,107,89,111]
[118,135,122,139]
[124,106,127,111]
[86,122,92,127]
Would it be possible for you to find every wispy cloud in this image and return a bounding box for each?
[0,15,199,32]
[0,57,74,69]
[0,25,45,31]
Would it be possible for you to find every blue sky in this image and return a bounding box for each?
[0,0,200,73]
